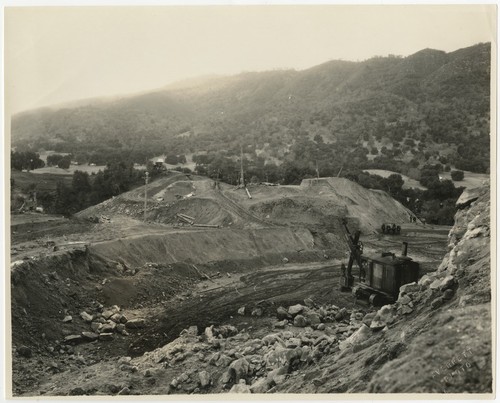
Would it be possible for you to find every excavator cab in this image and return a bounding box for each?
[339,219,420,306]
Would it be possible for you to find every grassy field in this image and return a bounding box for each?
[30,164,107,175]
[363,169,427,190]
[364,169,489,191]
[11,170,72,192]
[440,170,489,189]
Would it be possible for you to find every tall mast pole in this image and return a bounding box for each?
[240,145,245,187]
[143,171,149,222]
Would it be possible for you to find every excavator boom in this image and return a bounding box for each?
[339,219,364,290]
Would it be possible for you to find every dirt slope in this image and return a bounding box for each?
[88,227,331,268]
[245,178,414,233]
[77,173,413,233]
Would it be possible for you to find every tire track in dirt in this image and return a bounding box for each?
[212,189,281,228]
[129,264,355,355]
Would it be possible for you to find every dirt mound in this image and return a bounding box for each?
[251,197,348,226]
[78,175,411,234]
[76,172,206,218]
[77,174,259,228]
[246,177,413,233]
[11,250,111,349]
[300,178,413,230]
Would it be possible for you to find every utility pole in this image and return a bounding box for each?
[315,160,320,179]
[143,171,149,222]
[240,145,245,187]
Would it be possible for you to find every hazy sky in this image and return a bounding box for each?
[5,5,496,115]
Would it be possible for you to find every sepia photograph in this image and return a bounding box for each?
[4,3,495,398]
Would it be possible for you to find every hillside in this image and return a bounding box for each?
[11,43,491,173]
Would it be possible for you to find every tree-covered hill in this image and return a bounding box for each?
[12,42,490,173]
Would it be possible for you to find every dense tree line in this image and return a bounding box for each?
[11,151,45,171]
[47,154,72,169]
[352,170,464,225]
[38,162,146,215]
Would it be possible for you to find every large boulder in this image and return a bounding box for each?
[456,186,482,208]
[81,332,99,341]
[80,311,93,322]
[304,298,315,308]
[264,345,302,369]
[229,380,251,393]
[198,370,211,388]
[99,322,116,333]
[370,305,396,330]
[288,304,304,316]
[250,377,273,393]
[293,315,307,327]
[99,333,114,341]
[204,326,216,342]
[101,310,115,320]
[276,306,290,320]
[213,325,238,338]
[110,313,123,323]
[64,335,83,344]
[228,357,250,382]
[251,307,263,317]
[262,334,284,346]
[339,324,371,351]
[303,311,321,326]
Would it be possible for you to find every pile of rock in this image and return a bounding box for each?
[164,301,374,393]
[273,301,350,330]
[62,304,147,345]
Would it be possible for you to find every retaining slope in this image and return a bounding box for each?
[88,227,329,268]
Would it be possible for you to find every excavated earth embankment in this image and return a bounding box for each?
[88,227,331,268]
[77,174,415,233]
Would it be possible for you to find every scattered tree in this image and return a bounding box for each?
[450,170,465,181]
